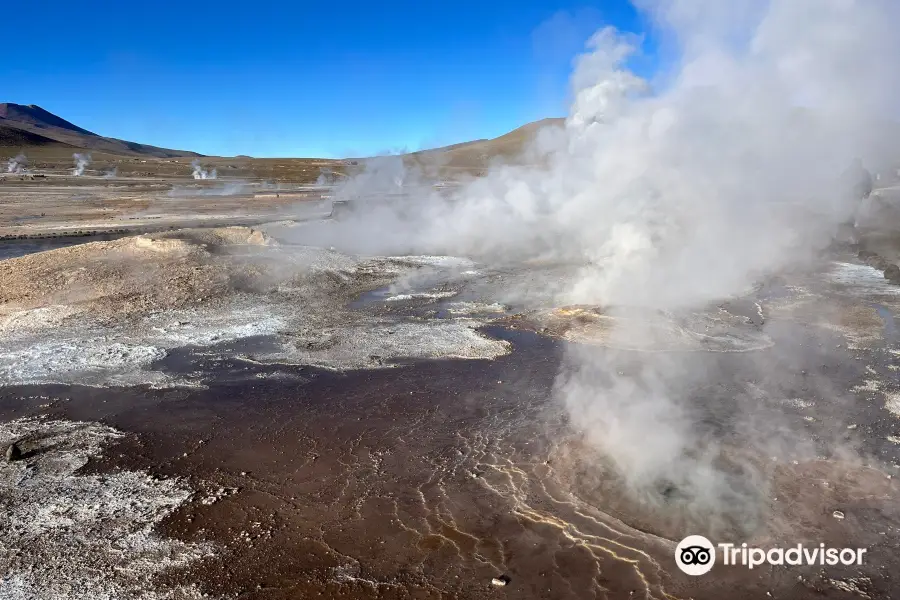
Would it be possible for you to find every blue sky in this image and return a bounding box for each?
[5,1,655,157]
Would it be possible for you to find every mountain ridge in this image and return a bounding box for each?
[1,102,565,164]
[0,103,203,158]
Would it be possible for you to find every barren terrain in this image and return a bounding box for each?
[3,187,900,597]
[4,102,900,599]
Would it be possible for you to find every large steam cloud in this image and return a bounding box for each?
[547,0,900,517]
[324,0,900,281]
[293,0,900,529]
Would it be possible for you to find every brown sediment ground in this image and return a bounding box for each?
[0,416,212,600]
[4,229,900,597]
[824,303,887,350]
[765,289,887,350]
[0,227,270,322]
[0,179,333,239]
[501,304,773,352]
[3,320,900,599]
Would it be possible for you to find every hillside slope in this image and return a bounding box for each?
[0,124,76,148]
[408,117,565,170]
[0,103,202,158]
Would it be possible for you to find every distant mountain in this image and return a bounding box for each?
[408,117,565,168]
[1,102,565,165]
[0,103,202,158]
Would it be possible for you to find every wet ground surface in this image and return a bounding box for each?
[4,241,900,598]
[0,233,127,260]
[2,325,900,597]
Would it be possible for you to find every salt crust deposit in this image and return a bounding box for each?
[0,228,509,386]
[829,262,900,297]
[0,417,211,599]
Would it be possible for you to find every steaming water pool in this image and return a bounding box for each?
[828,261,900,296]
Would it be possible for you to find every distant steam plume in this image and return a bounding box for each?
[191,159,217,180]
[315,168,338,186]
[6,154,26,174]
[168,181,251,197]
[72,153,91,176]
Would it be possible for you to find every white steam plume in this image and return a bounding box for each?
[6,154,26,174]
[545,0,900,518]
[167,181,251,197]
[292,0,900,527]
[72,153,91,176]
[191,159,217,180]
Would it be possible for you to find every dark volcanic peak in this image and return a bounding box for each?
[0,102,202,158]
[0,103,95,136]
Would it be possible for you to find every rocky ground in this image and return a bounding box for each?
[0,227,270,321]
[0,226,511,387]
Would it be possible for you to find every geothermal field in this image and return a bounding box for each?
[6,2,900,600]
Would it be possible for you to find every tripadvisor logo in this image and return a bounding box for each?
[676,535,716,575]
[675,535,867,576]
